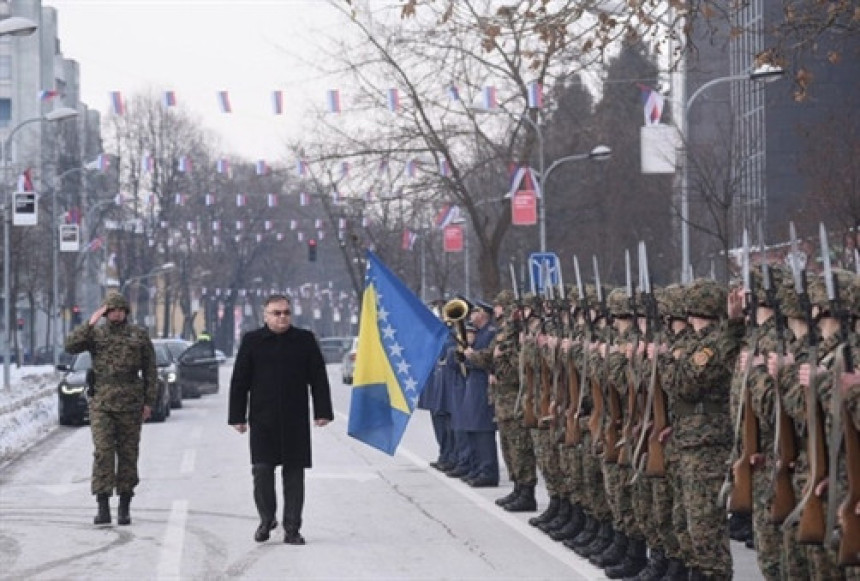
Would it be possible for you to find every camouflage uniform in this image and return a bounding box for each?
[489,291,538,496]
[665,279,742,580]
[65,293,157,498]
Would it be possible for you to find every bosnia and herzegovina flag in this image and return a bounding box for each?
[348,251,448,455]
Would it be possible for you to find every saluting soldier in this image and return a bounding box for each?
[65,292,157,526]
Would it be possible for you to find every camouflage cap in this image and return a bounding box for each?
[564,284,579,302]
[685,278,727,319]
[494,289,515,307]
[776,278,804,319]
[607,288,633,318]
[809,269,857,315]
[658,285,686,320]
[103,292,130,313]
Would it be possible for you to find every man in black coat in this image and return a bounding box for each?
[228,294,334,545]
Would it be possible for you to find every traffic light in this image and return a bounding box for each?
[71,305,82,326]
[308,239,317,262]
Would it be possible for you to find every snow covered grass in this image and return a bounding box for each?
[0,365,62,467]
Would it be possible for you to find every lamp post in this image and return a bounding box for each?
[120,262,177,332]
[2,107,78,388]
[679,63,783,282]
[48,162,100,365]
[474,108,611,252]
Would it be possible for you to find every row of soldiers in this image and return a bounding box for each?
[481,262,860,580]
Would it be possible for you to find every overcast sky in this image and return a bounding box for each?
[45,0,352,162]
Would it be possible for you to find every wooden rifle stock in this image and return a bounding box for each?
[645,370,668,477]
[797,394,827,544]
[564,355,581,446]
[839,409,860,565]
[729,387,757,515]
[771,386,798,524]
[538,352,553,427]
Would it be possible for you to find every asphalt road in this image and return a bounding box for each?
[0,363,763,580]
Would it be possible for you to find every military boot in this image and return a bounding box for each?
[606,536,647,579]
[591,529,627,567]
[571,518,603,555]
[728,512,752,542]
[584,523,618,562]
[495,483,520,507]
[118,494,132,525]
[538,497,570,533]
[626,548,667,581]
[687,568,708,581]
[658,558,688,581]
[566,515,598,552]
[94,493,111,525]
[549,502,585,541]
[503,484,537,512]
[529,495,560,527]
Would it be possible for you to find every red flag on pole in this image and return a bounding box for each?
[512,190,537,226]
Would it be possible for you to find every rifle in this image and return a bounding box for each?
[791,223,828,544]
[588,257,611,458]
[512,262,538,429]
[537,261,555,427]
[567,255,590,447]
[632,241,668,477]
[720,228,759,515]
[771,226,798,524]
[824,251,859,564]
[618,249,640,467]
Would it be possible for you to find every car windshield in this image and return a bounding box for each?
[154,344,171,366]
[163,340,191,359]
[71,352,92,371]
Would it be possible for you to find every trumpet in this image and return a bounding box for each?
[443,298,470,376]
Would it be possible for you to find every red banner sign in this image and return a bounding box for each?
[511,191,537,226]
[443,224,463,253]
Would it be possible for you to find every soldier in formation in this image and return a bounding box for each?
[476,246,859,580]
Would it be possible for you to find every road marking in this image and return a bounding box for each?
[180,449,196,475]
[156,499,188,581]
[396,446,605,580]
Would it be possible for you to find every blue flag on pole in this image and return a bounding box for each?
[347,251,449,455]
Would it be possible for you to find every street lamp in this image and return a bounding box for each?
[679,63,784,282]
[3,107,79,388]
[120,262,177,294]
[473,108,611,252]
[47,162,101,366]
[0,16,38,37]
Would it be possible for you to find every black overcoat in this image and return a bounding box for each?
[228,325,334,468]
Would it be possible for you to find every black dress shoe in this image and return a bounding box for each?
[283,531,306,545]
[254,519,278,542]
[469,477,499,487]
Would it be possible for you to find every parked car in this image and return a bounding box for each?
[57,351,171,425]
[153,339,220,398]
[319,336,353,364]
[215,349,227,365]
[153,342,182,410]
[57,352,91,426]
[341,337,358,384]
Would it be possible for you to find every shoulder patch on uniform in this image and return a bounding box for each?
[692,347,714,367]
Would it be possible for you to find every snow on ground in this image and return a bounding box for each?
[0,365,62,467]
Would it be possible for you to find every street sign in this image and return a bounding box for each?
[528,252,560,295]
[59,225,80,252]
[13,192,37,226]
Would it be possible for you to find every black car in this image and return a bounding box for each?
[57,351,172,426]
[154,342,182,410]
[153,339,220,398]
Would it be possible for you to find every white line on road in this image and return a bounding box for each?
[156,499,188,581]
[180,449,196,475]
